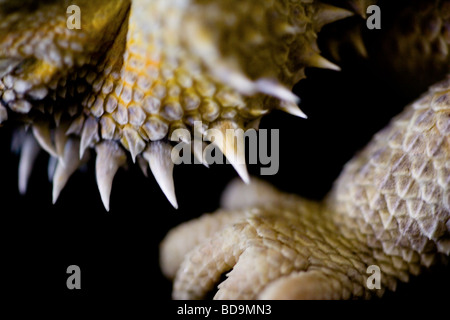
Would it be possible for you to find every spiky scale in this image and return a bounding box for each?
[52,138,83,204]
[31,123,58,158]
[346,0,377,18]
[143,141,178,209]
[0,0,352,207]
[207,120,250,184]
[79,116,99,158]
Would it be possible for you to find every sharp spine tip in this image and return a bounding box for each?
[279,101,308,119]
[349,0,375,18]
[122,126,145,163]
[143,141,178,209]
[192,139,209,168]
[235,163,250,184]
[32,123,58,158]
[211,121,250,185]
[55,123,69,167]
[350,28,368,58]
[95,141,126,212]
[255,79,299,104]
[52,139,81,204]
[79,116,99,159]
[314,4,354,29]
[48,156,58,182]
[18,134,40,195]
[306,54,341,71]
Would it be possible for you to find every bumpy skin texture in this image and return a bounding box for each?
[0,0,351,209]
[377,0,450,94]
[158,0,450,300]
[0,0,449,300]
[161,78,450,299]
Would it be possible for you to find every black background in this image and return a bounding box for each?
[1,5,449,302]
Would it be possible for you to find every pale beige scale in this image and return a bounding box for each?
[162,80,449,299]
[0,0,350,209]
[0,0,448,300]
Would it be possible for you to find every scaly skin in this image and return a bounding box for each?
[0,0,449,300]
[161,77,450,299]
[0,0,351,209]
[160,0,450,299]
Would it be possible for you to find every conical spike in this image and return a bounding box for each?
[52,139,81,204]
[279,101,308,119]
[18,134,40,194]
[192,139,209,168]
[54,110,63,127]
[122,126,145,163]
[95,141,126,212]
[32,123,58,157]
[55,123,69,166]
[143,141,178,209]
[66,114,85,136]
[255,79,300,104]
[348,0,376,18]
[210,63,257,96]
[327,39,342,62]
[305,53,341,71]
[349,27,368,58]
[313,3,354,30]
[79,116,99,159]
[210,121,250,184]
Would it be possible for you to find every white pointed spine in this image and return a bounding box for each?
[255,79,300,104]
[305,54,341,71]
[192,139,209,168]
[143,141,178,209]
[18,134,40,194]
[208,121,250,184]
[52,139,82,204]
[313,4,354,30]
[279,101,308,119]
[95,141,126,211]
[54,123,69,166]
[122,125,145,163]
[79,116,99,159]
[32,123,58,157]
[47,156,58,182]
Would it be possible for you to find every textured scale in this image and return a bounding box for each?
[161,78,450,299]
[0,0,351,209]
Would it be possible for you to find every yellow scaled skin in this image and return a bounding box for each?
[0,0,351,208]
[377,0,450,95]
[161,78,450,299]
[83,0,350,160]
